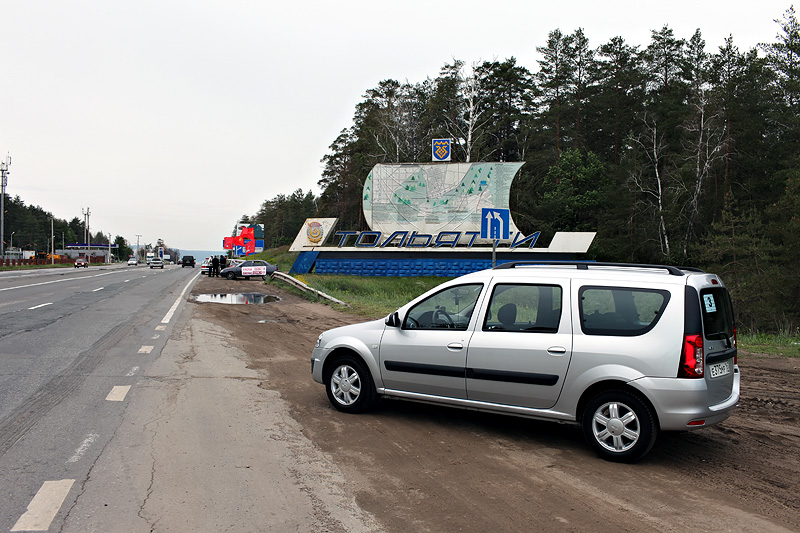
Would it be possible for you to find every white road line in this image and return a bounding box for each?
[161,271,201,323]
[0,271,118,292]
[151,334,160,339]
[138,346,154,354]
[105,385,131,402]
[28,303,53,310]
[11,479,75,531]
[67,433,99,463]
[126,366,140,376]
[92,287,104,292]
[155,325,166,331]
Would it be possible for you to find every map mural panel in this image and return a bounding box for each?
[362,162,523,237]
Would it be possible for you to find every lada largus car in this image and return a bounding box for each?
[311,262,739,462]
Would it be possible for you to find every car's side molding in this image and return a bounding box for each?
[383,360,464,378]
[466,367,560,386]
[383,360,559,386]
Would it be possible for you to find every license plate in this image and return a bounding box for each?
[708,360,731,378]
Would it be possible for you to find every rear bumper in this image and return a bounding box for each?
[632,366,740,430]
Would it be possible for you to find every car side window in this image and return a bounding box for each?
[404,284,483,330]
[482,284,563,332]
[579,286,670,336]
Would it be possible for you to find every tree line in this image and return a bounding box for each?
[2,195,134,260]
[244,7,800,333]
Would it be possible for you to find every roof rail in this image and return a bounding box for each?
[492,261,701,276]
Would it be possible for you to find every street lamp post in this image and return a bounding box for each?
[10,231,15,255]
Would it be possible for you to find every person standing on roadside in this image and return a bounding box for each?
[211,255,220,277]
[219,255,227,271]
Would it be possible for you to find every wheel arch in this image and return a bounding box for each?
[576,380,661,430]
[322,346,383,389]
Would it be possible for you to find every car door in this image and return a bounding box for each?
[465,281,573,409]
[379,283,484,399]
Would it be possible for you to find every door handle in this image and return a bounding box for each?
[547,346,567,355]
[447,343,464,350]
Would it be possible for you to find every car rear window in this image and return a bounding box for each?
[699,287,735,340]
[579,286,670,336]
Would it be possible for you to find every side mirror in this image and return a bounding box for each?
[385,312,401,328]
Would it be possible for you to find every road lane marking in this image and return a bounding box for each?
[11,479,75,531]
[106,386,131,402]
[67,433,99,463]
[138,346,154,354]
[161,271,201,323]
[0,271,119,292]
[92,287,104,292]
[28,303,53,310]
[151,334,160,339]
[155,325,166,331]
[126,366,140,376]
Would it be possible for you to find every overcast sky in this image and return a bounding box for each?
[0,1,793,252]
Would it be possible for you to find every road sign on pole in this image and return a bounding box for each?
[481,208,510,240]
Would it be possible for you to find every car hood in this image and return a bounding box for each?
[321,317,387,340]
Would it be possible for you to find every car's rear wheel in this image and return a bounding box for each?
[582,390,657,462]
[325,355,376,413]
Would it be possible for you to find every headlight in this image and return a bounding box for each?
[315,334,323,348]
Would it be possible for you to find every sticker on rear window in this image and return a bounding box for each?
[703,294,717,313]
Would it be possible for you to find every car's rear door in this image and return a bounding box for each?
[465,280,573,409]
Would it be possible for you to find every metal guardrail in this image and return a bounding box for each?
[271,271,350,307]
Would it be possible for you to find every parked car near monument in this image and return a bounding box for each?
[310,261,739,462]
[220,259,277,280]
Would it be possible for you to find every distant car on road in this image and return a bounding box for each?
[127,257,138,266]
[75,258,88,268]
[149,257,164,269]
[220,260,277,280]
[181,255,195,268]
[201,258,209,275]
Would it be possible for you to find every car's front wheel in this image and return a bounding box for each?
[226,272,235,280]
[325,355,376,413]
[582,390,657,462]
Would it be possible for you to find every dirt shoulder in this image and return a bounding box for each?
[192,276,800,532]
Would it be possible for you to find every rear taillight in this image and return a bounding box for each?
[679,334,704,378]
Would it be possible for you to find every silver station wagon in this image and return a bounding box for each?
[311,262,740,462]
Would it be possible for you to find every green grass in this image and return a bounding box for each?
[738,332,800,357]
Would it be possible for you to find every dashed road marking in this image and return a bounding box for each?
[138,346,154,354]
[155,325,166,331]
[151,334,160,339]
[92,287,104,292]
[126,366,140,376]
[11,479,75,531]
[67,433,99,463]
[105,386,131,402]
[28,303,53,310]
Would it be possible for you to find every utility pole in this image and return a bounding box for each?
[82,207,91,264]
[136,234,141,260]
[51,217,54,264]
[0,153,10,259]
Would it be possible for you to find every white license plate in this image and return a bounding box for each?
[708,360,731,378]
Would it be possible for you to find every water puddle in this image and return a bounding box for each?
[192,293,280,305]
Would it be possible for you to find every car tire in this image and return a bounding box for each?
[582,390,657,463]
[324,355,377,414]
[226,272,235,280]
